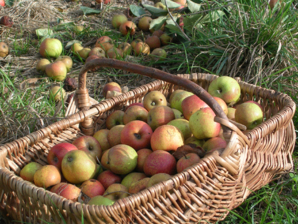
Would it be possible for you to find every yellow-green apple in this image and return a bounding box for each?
[0,42,9,57]
[111,14,128,29]
[143,91,167,111]
[131,39,143,49]
[36,58,51,72]
[176,153,201,173]
[55,56,73,72]
[100,149,110,170]
[73,25,84,34]
[97,170,122,189]
[102,82,122,99]
[167,119,192,140]
[71,43,83,55]
[45,61,67,81]
[93,129,111,151]
[123,105,148,124]
[138,16,152,31]
[160,33,172,46]
[88,47,105,57]
[147,106,175,130]
[155,2,166,10]
[107,144,138,175]
[136,148,153,172]
[98,42,114,52]
[81,179,105,198]
[181,95,209,120]
[47,142,78,170]
[227,107,236,120]
[121,120,153,150]
[88,195,115,206]
[119,21,136,36]
[20,162,42,183]
[106,47,123,59]
[235,102,263,130]
[189,107,221,139]
[208,76,241,105]
[150,48,167,60]
[118,42,132,56]
[246,100,264,114]
[146,36,161,50]
[39,38,63,58]
[107,125,124,147]
[169,89,184,103]
[49,85,66,102]
[170,90,193,113]
[121,172,147,189]
[34,165,61,188]
[72,136,102,160]
[78,48,91,59]
[172,108,183,119]
[185,136,205,147]
[61,150,97,184]
[203,137,227,153]
[213,96,228,115]
[128,177,150,194]
[150,125,184,151]
[134,42,150,56]
[143,150,176,176]
[50,183,81,202]
[104,183,129,200]
[95,36,112,46]
[147,173,172,188]
[106,110,124,129]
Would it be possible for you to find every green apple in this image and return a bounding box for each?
[235,102,263,130]
[170,91,193,112]
[167,119,192,140]
[20,162,42,183]
[88,195,114,206]
[39,38,63,58]
[121,172,147,189]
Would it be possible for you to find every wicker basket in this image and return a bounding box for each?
[0,58,295,223]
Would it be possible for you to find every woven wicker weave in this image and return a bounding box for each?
[0,58,295,223]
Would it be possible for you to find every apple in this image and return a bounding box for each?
[213,96,228,115]
[119,21,136,36]
[104,184,129,201]
[146,36,161,50]
[107,125,125,147]
[147,173,172,188]
[138,16,152,31]
[51,183,81,202]
[34,165,61,188]
[36,58,50,72]
[246,100,264,114]
[134,42,150,56]
[150,48,167,60]
[227,107,236,120]
[125,103,144,111]
[136,148,153,172]
[172,108,183,119]
[95,36,112,45]
[97,170,122,189]
[93,129,111,151]
[189,107,221,139]
[71,43,83,55]
[88,47,105,57]
[20,162,42,183]
[176,153,201,173]
[0,16,13,27]
[106,47,123,59]
[181,95,209,120]
[131,39,143,49]
[208,76,241,105]
[185,136,205,147]
[100,149,110,170]
[88,195,115,206]
[55,56,73,72]
[73,25,84,34]
[152,30,164,37]
[121,172,147,189]
[118,42,132,56]
[81,179,105,198]
[173,0,186,9]
[45,61,67,81]
[121,120,153,150]
[61,150,97,184]
[49,85,66,102]
[0,0,5,7]
[72,136,102,160]
[235,102,263,130]
[47,142,78,170]
[123,105,148,124]
[112,14,128,29]
[106,110,125,129]
[97,42,114,52]
[105,90,121,99]
[167,119,192,140]
[94,164,104,179]
[202,137,227,153]
[160,34,172,46]
[78,48,91,59]
[170,90,193,113]
[144,150,176,176]
[169,89,184,103]
[150,125,184,152]
[107,144,138,175]
[102,82,122,99]
[143,91,167,111]
[128,177,150,194]
[39,38,63,58]
[147,106,175,131]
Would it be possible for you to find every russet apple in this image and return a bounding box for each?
[111,14,128,29]
[181,95,209,120]
[93,129,111,151]
[235,102,263,130]
[176,153,201,173]
[147,173,172,188]
[128,177,150,194]
[39,38,63,58]
[55,56,73,72]
[104,184,129,201]
[97,170,122,189]
[170,90,193,113]
[143,150,176,176]
[119,21,136,36]
[72,136,102,160]
[147,106,175,130]
[20,162,42,183]
[107,125,125,147]
[203,137,227,153]
[138,16,152,31]
[34,165,61,188]
[121,172,147,189]
[136,148,153,172]
[81,179,105,198]
[123,105,148,124]
[167,119,192,140]
[143,90,167,111]
[146,36,161,50]
[106,110,124,129]
[51,183,81,202]
[36,58,50,72]
[47,142,78,170]
[45,61,67,81]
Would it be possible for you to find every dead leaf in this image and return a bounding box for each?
[172,144,205,160]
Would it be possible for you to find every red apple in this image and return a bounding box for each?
[102,82,122,99]
[136,148,153,172]
[213,96,228,115]
[181,95,209,120]
[119,21,136,36]
[81,179,105,198]
[100,149,110,170]
[125,102,144,111]
[106,110,124,129]
[106,47,123,59]
[133,42,150,56]
[123,105,148,124]
[0,0,5,7]
[51,183,81,202]
[170,90,193,113]
[45,61,67,81]
[147,106,175,130]
[97,170,122,189]
[107,125,125,147]
[72,136,102,160]
[146,36,161,50]
[176,153,201,173]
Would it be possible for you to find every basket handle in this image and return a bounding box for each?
[77,58,238,140]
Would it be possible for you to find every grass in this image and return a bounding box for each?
[0,0,298,223]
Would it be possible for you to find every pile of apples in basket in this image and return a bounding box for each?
[20,77,263,206]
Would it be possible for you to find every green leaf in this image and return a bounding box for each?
[166,16,178,26]
[142,4,168,17]
[183,14,202,31]
[129,5,146,17]
[80,6,101,16]
[5,0,14,7]
[186,0,201,13]
[150,16,167,31]
[161,0,181,9]
[36,29,54,38]
[200,10,225,23]
[54,22,75,31]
